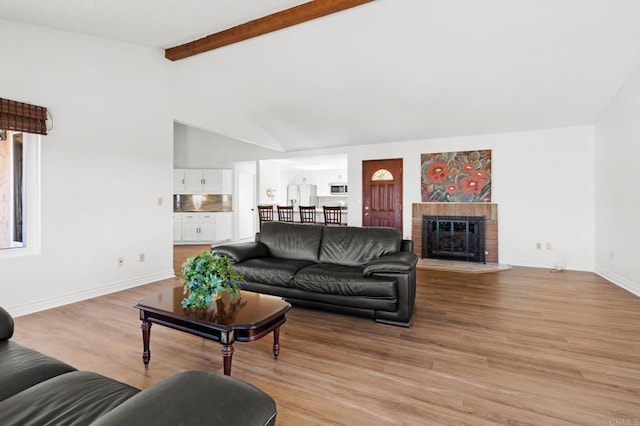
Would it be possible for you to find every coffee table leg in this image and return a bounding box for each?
[141,318,152,370]
[273,327,280,359]
[221,343,234,376]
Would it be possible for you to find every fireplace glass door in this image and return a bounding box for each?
[422,215,486,263]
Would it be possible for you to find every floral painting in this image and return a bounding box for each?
[421,150,491,202]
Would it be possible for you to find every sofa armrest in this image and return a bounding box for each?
[363,251,418,277]
[90,371,276,426]
[0,307,14,341]
[211,242,269,263]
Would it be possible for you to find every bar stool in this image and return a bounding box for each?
[277,205,294,222]
[323,206,342,226]
[299,206,316,224]
[257,205,274,229]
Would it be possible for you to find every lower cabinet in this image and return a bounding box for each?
[214,212,232,241]
[174,212,232,244]
[182,213,215,241]
[173,214,183,241]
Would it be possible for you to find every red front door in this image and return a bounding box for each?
[362,159,403,230]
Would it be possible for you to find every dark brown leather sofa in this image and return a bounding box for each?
[0,306,277,426]
[212,222,418,327]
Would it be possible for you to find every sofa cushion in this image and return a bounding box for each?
[294,264,397,298]
[237,282,398,312]
[0,371,139,425]
[257,222,323,262]
[319,226,402,266]
[0,341,77,402]
[233,257,314,288]
[92,371,277,426]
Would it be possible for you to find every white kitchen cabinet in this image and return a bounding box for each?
[180,213,198,241]
[176,213,215,242]
[198,214,216,241]
[174,212,231,243]
[214,212,232,241]
[203,169,232,194]
[293,172,315,185]
[173,214,183,241]
[173,170,186,193]
[174,169,232,194]
[183,170,206,193]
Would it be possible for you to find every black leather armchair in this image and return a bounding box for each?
[0,306,277,426]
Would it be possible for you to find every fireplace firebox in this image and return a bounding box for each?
[422,215,486,263]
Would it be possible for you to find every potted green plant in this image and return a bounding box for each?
[181,251,243,309]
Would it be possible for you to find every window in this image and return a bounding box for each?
[0,97,45,256]
[371,168,394,181]
[0,130,40,255]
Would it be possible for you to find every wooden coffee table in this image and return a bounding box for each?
[134,287,291,376]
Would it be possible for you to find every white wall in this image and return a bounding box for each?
[185,124,596,271]
[258,161,285,205]
[594,64,640,296]
[0,18,623,315]
[343,126,595,271]
[0,20,175,315]
[173,123,281,168]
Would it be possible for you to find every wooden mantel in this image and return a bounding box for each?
[412,203,499,264]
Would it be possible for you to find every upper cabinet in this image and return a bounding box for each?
[174,169,232,194]
[293,172,315,185]
[174,170,187,193]
[315,170,347,196]
[203,169,232,193]
[183,170,205,193]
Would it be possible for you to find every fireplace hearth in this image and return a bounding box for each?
[422,215,486,263]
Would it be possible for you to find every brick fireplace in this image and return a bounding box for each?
[412,203,498,264]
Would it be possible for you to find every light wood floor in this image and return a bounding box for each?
[12,247,640,425]
[173,244,211,278]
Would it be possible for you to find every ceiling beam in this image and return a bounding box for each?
[165,0,374,61]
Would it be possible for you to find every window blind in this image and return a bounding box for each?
[0,97,48,135]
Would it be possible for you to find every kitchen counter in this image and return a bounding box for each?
[314,208,347,213]
[286,209,348,224]
[174,210,232,213]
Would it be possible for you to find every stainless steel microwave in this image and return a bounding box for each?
[330,183,348,194]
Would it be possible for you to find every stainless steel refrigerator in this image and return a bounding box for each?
[287,184,318,207]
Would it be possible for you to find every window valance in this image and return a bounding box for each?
[0,97,48,135]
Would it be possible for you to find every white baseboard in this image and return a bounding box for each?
[596,267,640,298]
[501,258,592,272]
[10,270,176,318]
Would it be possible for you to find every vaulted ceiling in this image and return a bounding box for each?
[2,0,640,152]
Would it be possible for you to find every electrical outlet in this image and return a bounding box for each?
[609,250,614,261]
[118,257,124,267]
[157,197,163,206]
[545,242,552,250]
[536,242,542,250]
[139,253,145,262]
